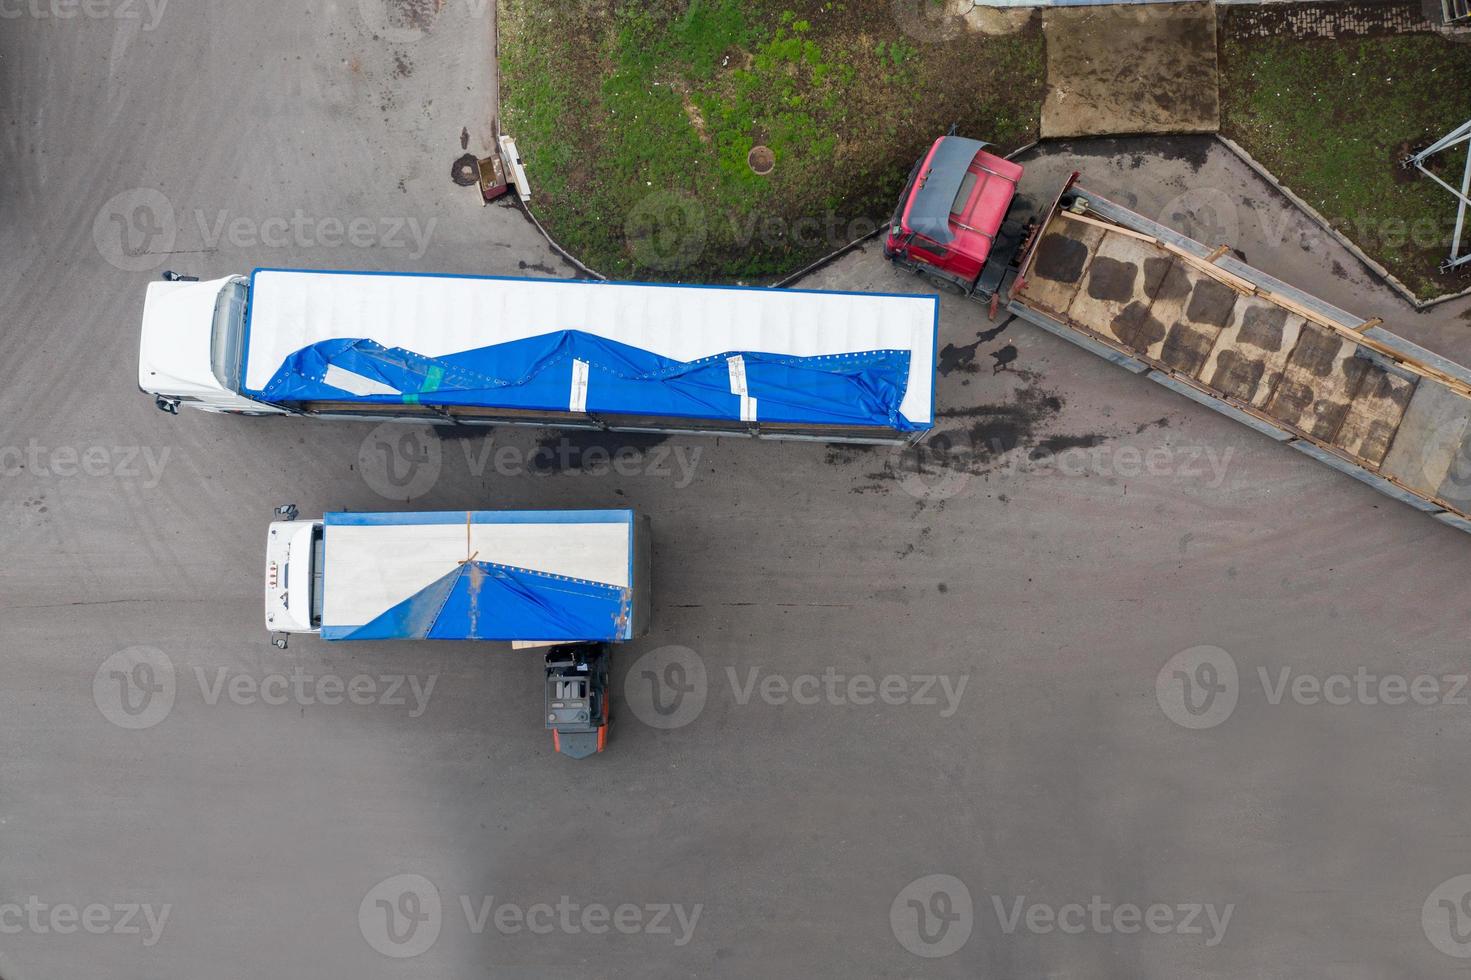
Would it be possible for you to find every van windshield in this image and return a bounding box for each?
[310,527,325,629]
[209,279,248,391]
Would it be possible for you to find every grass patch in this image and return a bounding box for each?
[499,0,1044,282]
[1220,27,1471,300]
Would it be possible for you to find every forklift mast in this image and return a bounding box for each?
[545,644,610,759]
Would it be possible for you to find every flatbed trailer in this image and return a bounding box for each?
[1006,178,1471,533]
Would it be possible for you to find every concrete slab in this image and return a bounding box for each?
[1145,259,1235,373]
[1333,368,1416,466]
[1019,221,1105,316]
[1066,230,1167,346]
[1379,379,1471,499]
[1262,323,1371,441]
[1197,297,1306,408]
[1041,2,1221,138]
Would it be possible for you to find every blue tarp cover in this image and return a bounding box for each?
[321,560,630,642]
[255,330,922,431]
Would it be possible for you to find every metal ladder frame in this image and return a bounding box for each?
[1404,118,1471,273]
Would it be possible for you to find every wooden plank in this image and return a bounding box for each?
[1059,209,1157,243]
[1162,246,1255,294]
[1066,209,1258,295]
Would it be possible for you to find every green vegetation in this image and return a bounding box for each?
[1220,31,1471,300]
[499,0,1044,281]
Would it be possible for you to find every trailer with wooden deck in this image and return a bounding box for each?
[886,135,1471,534]
[1005,179,1471,533]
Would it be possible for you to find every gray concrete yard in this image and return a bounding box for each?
[3,3,1471,978]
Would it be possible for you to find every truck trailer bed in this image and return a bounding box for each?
[1009,185,1471,533]
[318,510,650,641]
[237,269,938,442]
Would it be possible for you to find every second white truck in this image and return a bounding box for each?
[264,507,651,758]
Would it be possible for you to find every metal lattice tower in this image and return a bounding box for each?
[1404,118,1471,274]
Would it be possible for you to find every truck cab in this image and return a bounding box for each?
[137,273,285,416]
[884,135,1032,299]
[264,516,325,640]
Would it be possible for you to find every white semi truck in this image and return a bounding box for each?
[138,268,938,444]
[265,507,651,758]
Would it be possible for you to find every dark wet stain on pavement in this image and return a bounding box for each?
[939,339,982,376]
[942,318,1016,377]
[1030,433,1106,459]
[977,316,1014,345]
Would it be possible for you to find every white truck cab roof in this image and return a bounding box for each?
[264,520,320,634]
[137,276,237,399]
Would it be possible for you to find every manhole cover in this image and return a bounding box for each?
[451,153,479,187]
[747,145,774,175]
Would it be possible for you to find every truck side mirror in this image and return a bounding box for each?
[154,395,179,414]
[274,504,299,521]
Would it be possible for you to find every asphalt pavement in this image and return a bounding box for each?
[4,3,1471,978]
